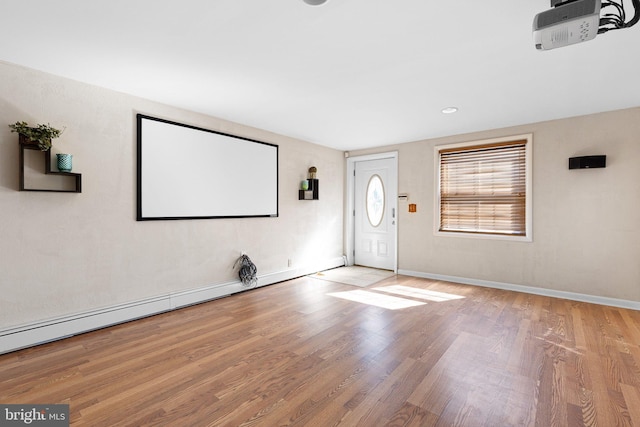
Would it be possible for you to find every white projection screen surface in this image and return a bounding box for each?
[137,114,278,220]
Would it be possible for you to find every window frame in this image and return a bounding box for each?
[434,134,533,242]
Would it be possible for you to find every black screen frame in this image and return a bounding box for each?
[136,114,279,221]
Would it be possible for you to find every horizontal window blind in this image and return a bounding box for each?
[439,140,527,236]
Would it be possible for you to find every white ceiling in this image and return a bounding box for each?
[1,0,639,151]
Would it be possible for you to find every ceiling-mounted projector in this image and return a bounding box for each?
[533,0,601,50]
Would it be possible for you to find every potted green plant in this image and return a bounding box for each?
[8,121,64,151]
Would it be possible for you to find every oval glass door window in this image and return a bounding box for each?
[366,174,385,227]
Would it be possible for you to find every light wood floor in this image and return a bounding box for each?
[2,275,640,426]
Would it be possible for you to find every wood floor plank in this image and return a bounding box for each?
[341,357,417,425]
[384,402,433,427]
[2,275,640,426]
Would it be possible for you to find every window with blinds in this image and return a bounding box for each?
[437,137,530,238]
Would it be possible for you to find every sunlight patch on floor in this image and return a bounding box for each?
[373,285,465,302]
[327,290,426,310]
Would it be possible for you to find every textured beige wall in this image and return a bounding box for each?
[351,107,640,301]
[0,62,344,328]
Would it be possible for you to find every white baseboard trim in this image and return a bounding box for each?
[0,257,345,355]
[398,269,640,311]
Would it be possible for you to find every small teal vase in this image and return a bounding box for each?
[301,180,309,190]
[56,154,73,172]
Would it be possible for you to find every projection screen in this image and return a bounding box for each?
[137,114,279,220]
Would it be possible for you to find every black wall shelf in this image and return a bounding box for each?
[19,135,82,193]
[298,178,319,200]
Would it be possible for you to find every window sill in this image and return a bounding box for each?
[434,230,532,243]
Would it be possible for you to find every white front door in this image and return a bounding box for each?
[354,157,397,270]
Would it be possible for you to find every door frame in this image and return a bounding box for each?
[346,151,398,272]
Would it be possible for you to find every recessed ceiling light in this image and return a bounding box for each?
[441,107,458,114]
[303,0,328,5]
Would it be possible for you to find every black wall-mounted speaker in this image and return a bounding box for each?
[568,155,606,170]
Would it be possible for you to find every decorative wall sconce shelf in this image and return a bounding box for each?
[298,178,319,200]
[19,136,82,193]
